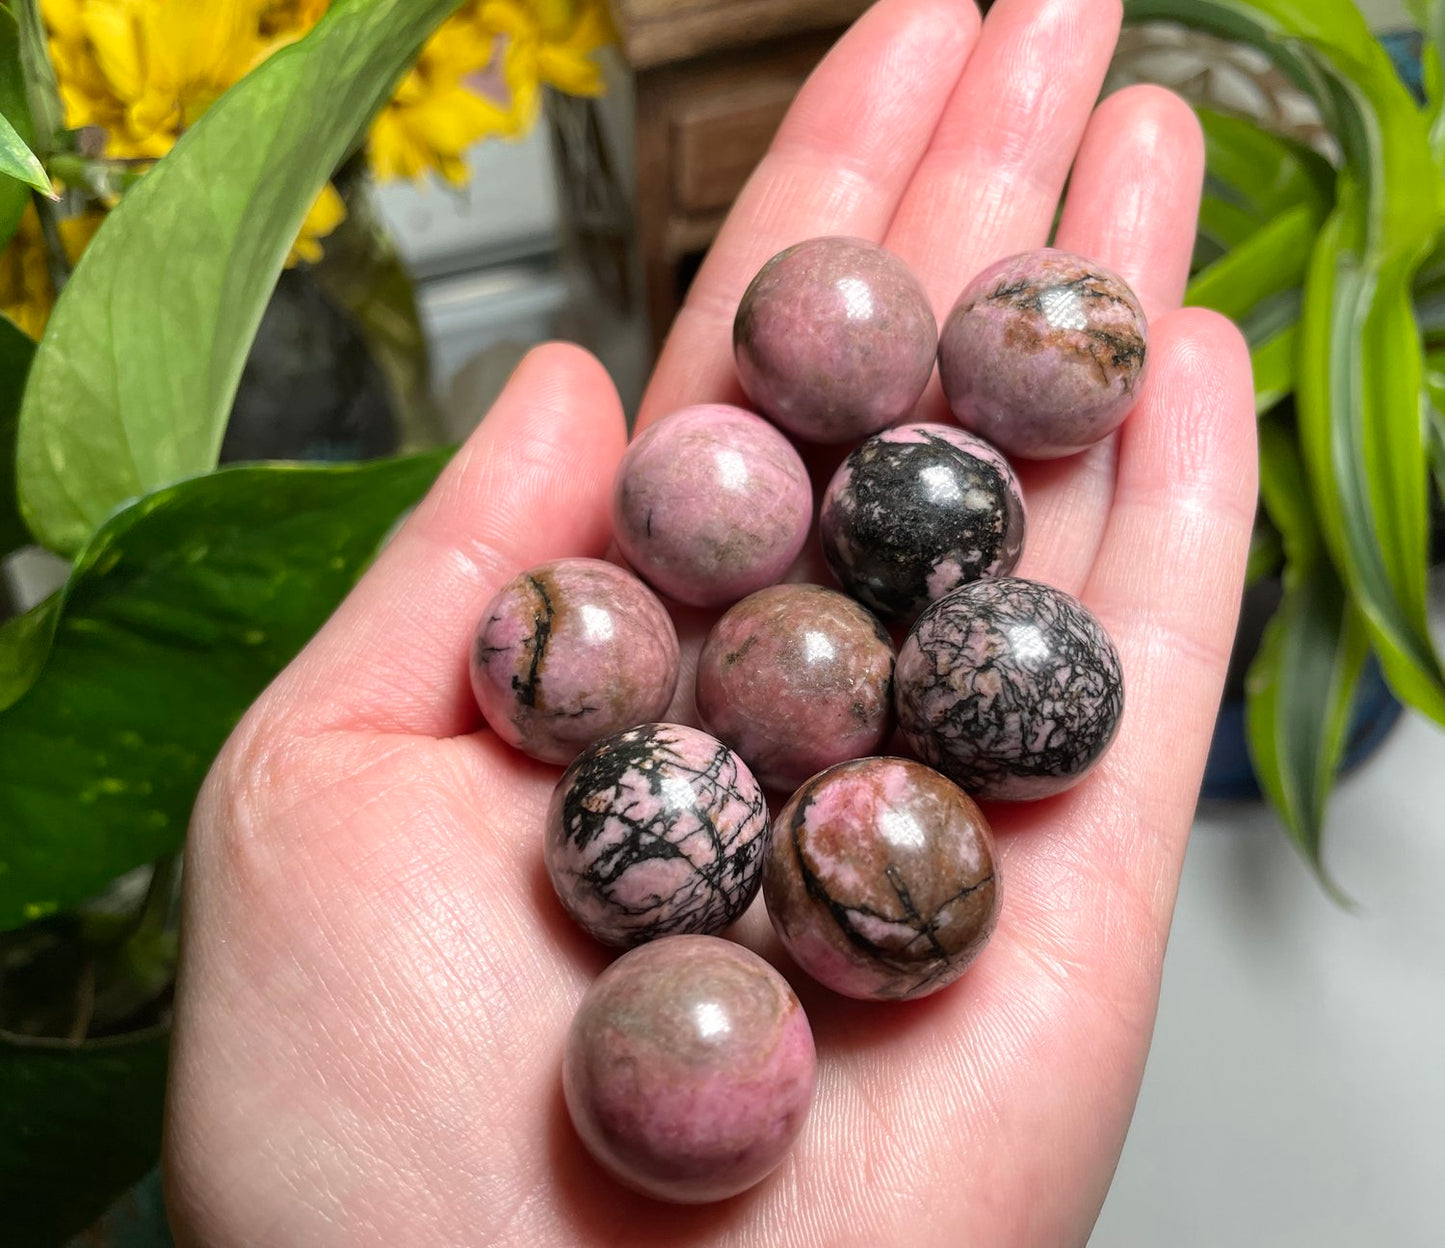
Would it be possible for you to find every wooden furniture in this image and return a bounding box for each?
[610,0,874,350]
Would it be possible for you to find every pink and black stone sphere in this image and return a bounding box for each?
[470,558,679,764]
[563,936,816,1203]
[612,403,812,608]
[696,584,895,792]
[733,236,938,444]
[820,422,1026,623]
[545,723,769,947]
[938,247,1148,459]
[764,757,1000,1000]
[453,235,1151,1205]
[895,577,1124,801]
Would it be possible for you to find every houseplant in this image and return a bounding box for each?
[0,1,611,1241]
[1122,0,1445,895]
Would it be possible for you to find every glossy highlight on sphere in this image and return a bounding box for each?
[613,404,812,607]
[895,577,1124,800]
[470,559,679,765]
[545,724,769,946]
[734,236,938,444]
[820,422,1026,623]
[563,935,816,1203]
[764,757,999,1000]
[938,248,1148,459]
[696,584,895,792]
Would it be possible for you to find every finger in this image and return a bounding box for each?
[954,314,1253,1219]
[1052,309,1256,923]
[1016,84,1206,592]
[636,0,981,429]
[274,344,628,738]
[885,0,1124,321]
[1056,87,1204,321]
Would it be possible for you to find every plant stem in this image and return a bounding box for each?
[48,152,152,200]
[131,854,179,943]
[31,187,69,296]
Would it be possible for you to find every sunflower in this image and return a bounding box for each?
[2,0,613,336]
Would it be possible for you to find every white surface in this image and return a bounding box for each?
[373,126,561,276]
[416,261,570,392]
[1356,0,1411,26]
[1094,711,1445,1247]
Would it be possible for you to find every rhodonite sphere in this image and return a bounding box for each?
[895,578,1124,800]
[612,404,812,607]
[695,584,895,792]
[764,757,999,1001]
[544,723,769,946]
[563,935,816,1203]
[938,248,1148,459]
[820,422,1026,623]
[734,237,937,444]
[470,559,679,765]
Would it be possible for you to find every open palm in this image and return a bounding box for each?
[165,1,1257,1244]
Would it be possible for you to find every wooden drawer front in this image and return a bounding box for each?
[612,0,874,69]
[671,88,795,213]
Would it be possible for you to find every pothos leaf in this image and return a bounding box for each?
[0,450,448,931]
[15,0,466,555]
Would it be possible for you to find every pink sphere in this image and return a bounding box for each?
[613,404,812,607]
[564,936,816,1203]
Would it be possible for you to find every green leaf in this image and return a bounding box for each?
[1,315,35,558]
[0,8,35,247]
[1186,202,1321,328]
[1246,517,1285,586]
[1251,325,1298,414]
[0,1027,169,1247]
[0,109,51,196]
[1130,0,1445,722]
[1198,191,1270,253]
[1300,213,1445,721]
[1196,106,1336,224]
[10,1,62,163]
[15,0,465,556]
[1427,349,1445,501]
[1246,419,1368,897]
[0,450,448,930]
[0,595,58,713]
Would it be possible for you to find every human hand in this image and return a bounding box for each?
[164,1,1256,1244]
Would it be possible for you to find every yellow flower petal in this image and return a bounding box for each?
[81,0,147,106]
[287,182,346,267]
[533,0,579,41]
[501,39,541,132]
[0,206,57,340]
[58,210,106,264]
[536,44,603,97]
[41,0,89,41]
[477,1,534,41]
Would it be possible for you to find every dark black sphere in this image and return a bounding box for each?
[819,423,1025,623]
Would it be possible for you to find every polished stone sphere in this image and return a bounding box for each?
[545,723,768,947]
[734,236,937,443]
[563,935,816,1203]
[612,404,812,607]
[895,577,1124,800]
[470,558,679,765]
[938,248,1148,459]
[695,584,895,792]
[820,422,1026,623]
[764,757,999,1000]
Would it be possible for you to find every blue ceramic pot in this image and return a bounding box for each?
[1201,653,1405,802]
